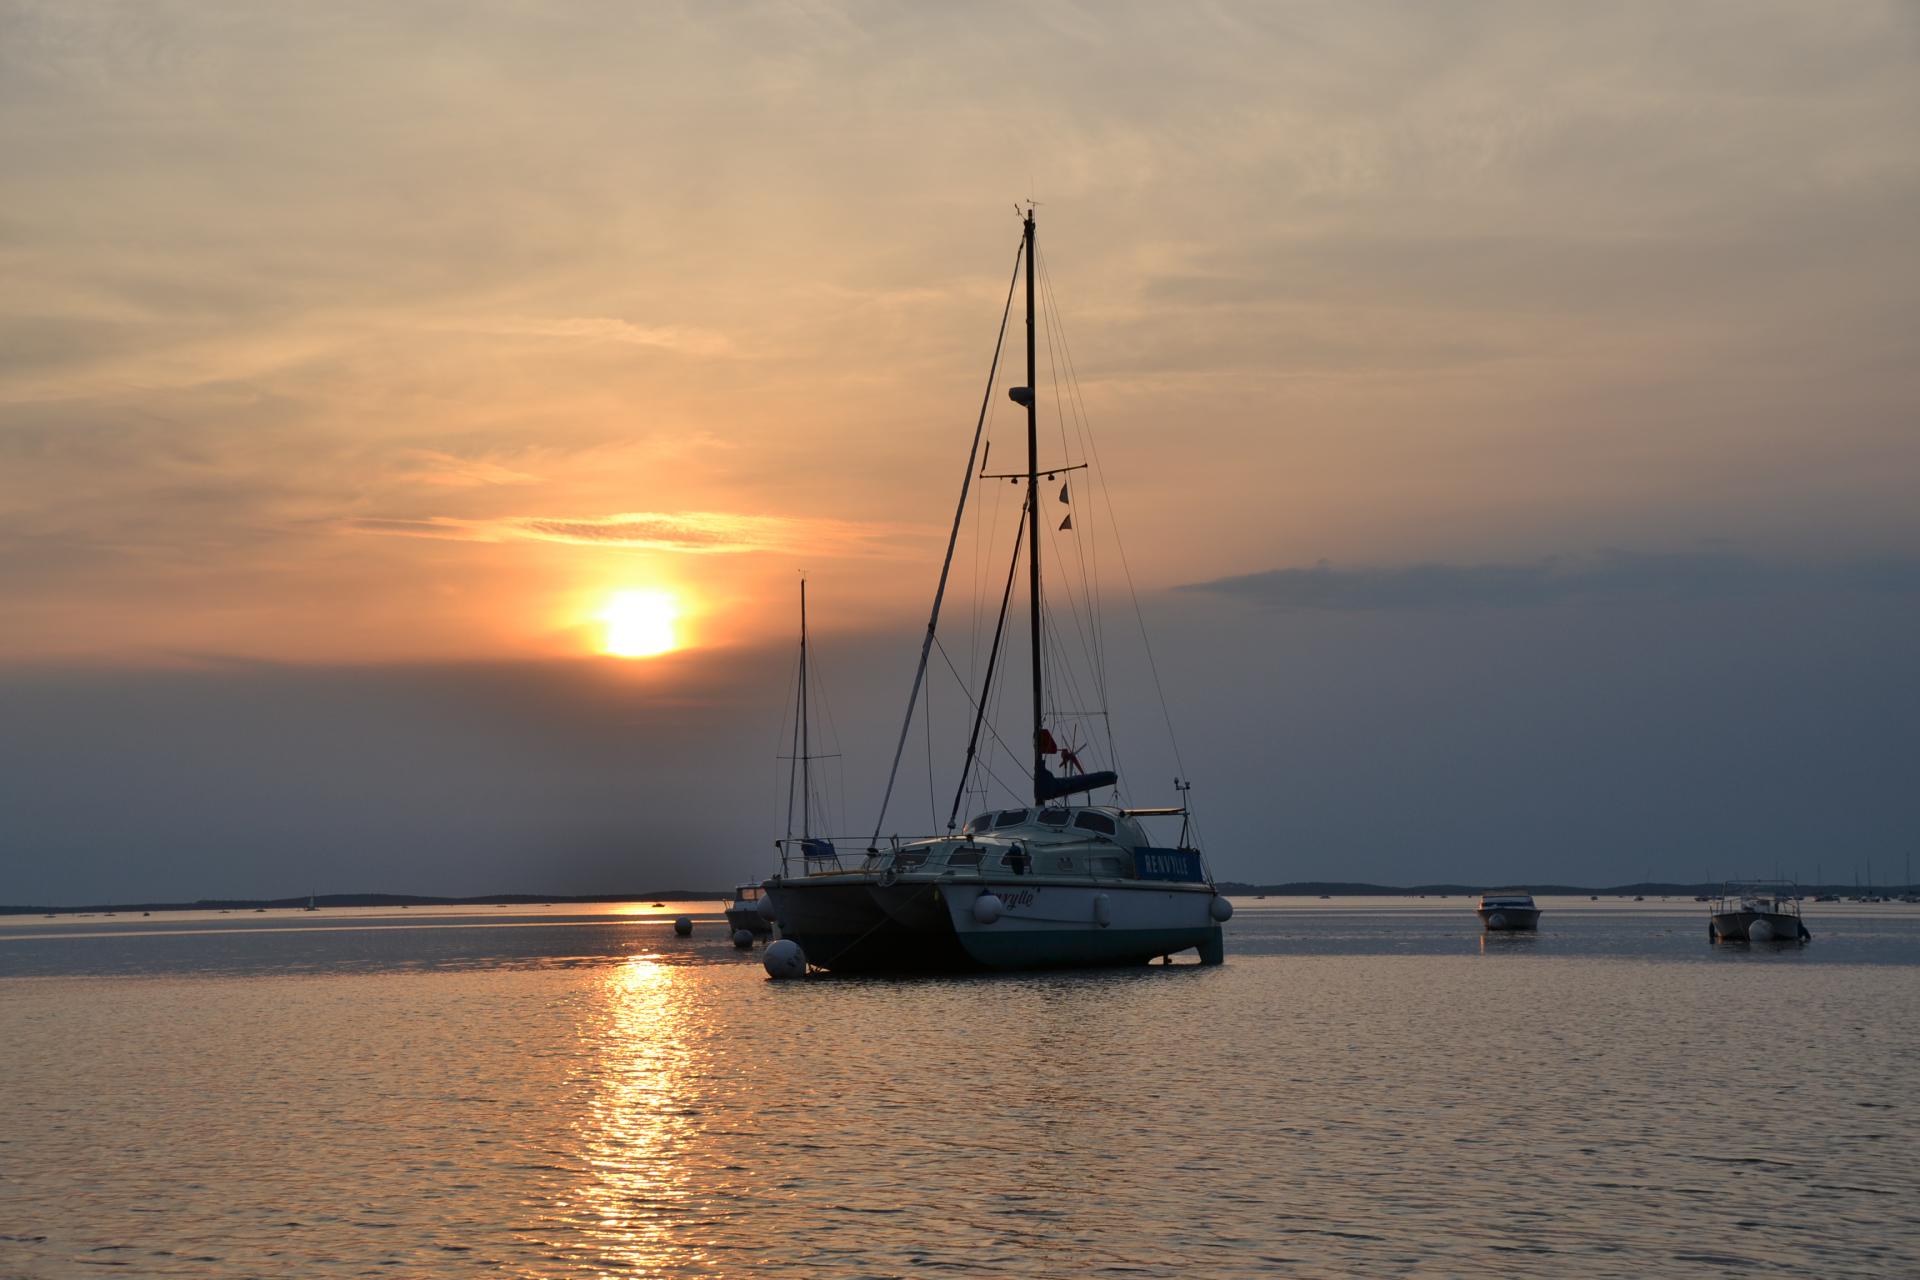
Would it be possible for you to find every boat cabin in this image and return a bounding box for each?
[961,805,1151,848]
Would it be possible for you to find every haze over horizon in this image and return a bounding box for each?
[4,2,1917,905]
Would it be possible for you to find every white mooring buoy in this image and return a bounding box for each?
[1209,895,1234,922]
[1747,918,1775,943]
[972,892,1004,925]
[673,916,693,937]
[763,938,807,979]
[732,928,755,949]
[757,895,778,922]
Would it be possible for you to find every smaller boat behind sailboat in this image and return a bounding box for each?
[1709,882,1810,943]
[724,883,772,935]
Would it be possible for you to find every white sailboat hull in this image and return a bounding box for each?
[764,872,1224,973]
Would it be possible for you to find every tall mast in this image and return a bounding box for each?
[799,577,810,838]
[1024,209,1044,805]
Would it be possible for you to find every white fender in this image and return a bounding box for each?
[763,938,807,978]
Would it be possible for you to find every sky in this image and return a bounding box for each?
[3,1,1918,903]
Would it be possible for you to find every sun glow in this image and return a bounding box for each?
[600,590,680,658]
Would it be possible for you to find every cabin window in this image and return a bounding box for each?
[1054,855,1074,870]
[968,813,994,835]
[1072,811,1116,835]
[1037,809,1070,826]
[1092,855,1123,875]
[994,810,1029,828]
[892,851,928,868]
[947,849,983,867]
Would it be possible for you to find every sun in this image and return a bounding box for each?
[600,590,680,658]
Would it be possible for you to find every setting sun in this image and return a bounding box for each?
[600,590,680,658]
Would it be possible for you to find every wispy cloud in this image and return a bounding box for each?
[468,316,737,357]
[346,510,918,556]
[392,449,543,488]
[1181,551,1920,611]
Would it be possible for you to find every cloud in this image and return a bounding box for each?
[1180,550,1920,611]
[392,449,543,488]
[345,510,918,556]
[468,316,737,358]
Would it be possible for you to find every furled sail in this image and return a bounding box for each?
[1035,762,1118,802]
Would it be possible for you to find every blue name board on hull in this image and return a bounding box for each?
[1135,848,1205,882]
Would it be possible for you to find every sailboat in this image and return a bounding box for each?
[739,580,835,936]
[762,209,1232,973]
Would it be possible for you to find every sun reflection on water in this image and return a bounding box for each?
[563,954,717,1274]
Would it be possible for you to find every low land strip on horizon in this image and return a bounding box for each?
[9,881,1906,917]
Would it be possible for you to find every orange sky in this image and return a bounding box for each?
[2,1,1917,669]
[4,3,1920,900]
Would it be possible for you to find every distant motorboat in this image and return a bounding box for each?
[1710,882,1810,943]
[1476,890,1540,932]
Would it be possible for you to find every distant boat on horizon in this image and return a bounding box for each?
[1477,890,1541,932]
[1709,882,1810,944]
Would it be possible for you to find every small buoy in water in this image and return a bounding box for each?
[1747,918,1774,943]
[732,928,755,949]
[972,892,1004,925]
[1487,912,1507,931]
[673,916,694,937]
[763,938,806,978]
[757,894,779,922]
[1209,895,1233,922]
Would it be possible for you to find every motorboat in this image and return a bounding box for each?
[724,883,772,936]
[762,210,1230,973]
[1709,882,1810,943]
[1476,890,1540,932]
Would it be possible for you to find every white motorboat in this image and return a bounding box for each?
[763,210,1230,973]
[1709,882,1810,943]
[1476,890,1540,932]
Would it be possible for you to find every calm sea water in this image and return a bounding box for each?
[3,898,1917,1277]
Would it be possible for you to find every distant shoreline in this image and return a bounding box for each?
[0,891,728,917]
[7,880,1896,917]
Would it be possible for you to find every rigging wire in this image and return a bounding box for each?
[868,237,1023,850]
[1040,250,1112,737]
[1038,247,1195,819]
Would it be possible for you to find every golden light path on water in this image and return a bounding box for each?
[572,957,706,1273]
